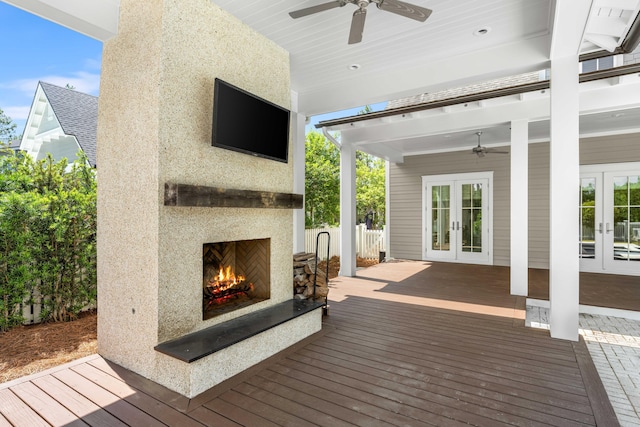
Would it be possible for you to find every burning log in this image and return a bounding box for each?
[203,264,254,310]
[203,283,253,309]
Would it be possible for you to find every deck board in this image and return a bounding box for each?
[31,375,129,427]
[294,346,595,425]
[0,260,621,426]
[0,389,50,427]
[9,382,89,427]
[70,362,206,427]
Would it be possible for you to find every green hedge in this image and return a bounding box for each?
[0,149,96,331]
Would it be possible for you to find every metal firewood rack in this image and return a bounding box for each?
[313,231,330,316]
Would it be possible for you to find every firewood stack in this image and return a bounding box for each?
[293,252,329,301]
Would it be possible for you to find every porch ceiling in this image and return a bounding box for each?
[6,0,640,161]
[6,0,640,117]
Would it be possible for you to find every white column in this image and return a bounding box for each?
[384,160,390,260]
[340,142,357,276]
[510,119,528,296]
[549,55,580,341]
[291,103,306,254]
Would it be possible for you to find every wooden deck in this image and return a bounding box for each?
[0,261,620,426]
[528,268,640,312]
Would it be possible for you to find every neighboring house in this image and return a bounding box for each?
[0,139,22,154]
[19,82,97,167]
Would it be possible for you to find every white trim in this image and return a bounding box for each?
[421,171,494,266]
[581,162,640,173]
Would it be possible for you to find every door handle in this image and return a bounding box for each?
[456,221,460,230]
[605,223,613,234]
[597,223,603,234]
[451,222,455,231]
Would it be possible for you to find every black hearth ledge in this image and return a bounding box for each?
[154,299,324,363]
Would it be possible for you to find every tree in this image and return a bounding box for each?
[304,128,386,229]
[305,131,340,227]
[356,151,385,229]
[0,107,17,142]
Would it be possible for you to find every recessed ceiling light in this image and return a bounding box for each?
[473,26,491,36]
[612,112,625,118]
[348,64,361,71]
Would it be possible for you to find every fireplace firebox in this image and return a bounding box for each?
[203,238,270,320]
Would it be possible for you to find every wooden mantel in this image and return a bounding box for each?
[164,183,303,209]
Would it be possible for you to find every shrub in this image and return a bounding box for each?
[0,149,96,330]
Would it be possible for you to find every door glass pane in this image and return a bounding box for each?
[631,176,640,206]
[614,176,628,205]
[612,175,636,262]
[432,185,450,251]
[579,178,596,259]
[461,183,482,253]
[632,176,640,259]
[462,184,471,208]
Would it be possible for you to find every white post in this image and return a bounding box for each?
[385,162,391,259]
[340,143,357,276]
[510,119,528,296]
[549,54,580,341]
[291,100,306,254]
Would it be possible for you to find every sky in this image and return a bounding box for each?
[0,1,384,137]
[0,2,103,135]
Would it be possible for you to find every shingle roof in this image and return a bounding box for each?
[39,82,98,167]
[386,71,542,110]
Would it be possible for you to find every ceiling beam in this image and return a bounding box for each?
[550,0,592,58]
[4,0,119,41]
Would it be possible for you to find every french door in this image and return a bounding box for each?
[423,172,492,264]
[580,163,640,275]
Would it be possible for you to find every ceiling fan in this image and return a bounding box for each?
[471,132,509,157]
[289,0,432,44]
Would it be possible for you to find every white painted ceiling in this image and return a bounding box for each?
[211,0,640,116]
[7,0,639,116]
[214,0,556,115]
[7,0,640,159]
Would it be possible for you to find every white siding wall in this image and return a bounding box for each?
[388,132,640,268]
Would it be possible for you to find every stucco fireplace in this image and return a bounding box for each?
[97,0,322,399]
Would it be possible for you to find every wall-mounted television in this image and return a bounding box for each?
[212,78,290,163]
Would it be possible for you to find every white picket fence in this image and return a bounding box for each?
[304,225,386,260]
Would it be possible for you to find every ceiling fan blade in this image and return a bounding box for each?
[348,8,367,44]
[289,1,345,19]
[376,0,432,22]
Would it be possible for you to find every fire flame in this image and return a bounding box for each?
[207,265,251,295]
[204,264,254,309]
[215,265,245,285]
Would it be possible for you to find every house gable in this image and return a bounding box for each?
[19,82,97,167]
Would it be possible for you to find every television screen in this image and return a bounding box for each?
[212,78,290,163]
